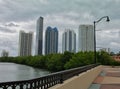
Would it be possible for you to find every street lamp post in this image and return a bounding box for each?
[94,16,110,63]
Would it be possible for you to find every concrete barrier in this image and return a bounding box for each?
[49,65,102,89]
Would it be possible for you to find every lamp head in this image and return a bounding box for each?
[106,16,110,22]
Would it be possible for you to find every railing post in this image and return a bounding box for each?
[34,81,37,89]
[12,85,15,89]
[20,84,23,89]
[3,86,7,89]
[60,74,63,84]
[30,82,33,89]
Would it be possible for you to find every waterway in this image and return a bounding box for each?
[0,62,50,82]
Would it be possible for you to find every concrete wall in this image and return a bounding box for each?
[49,65,102,89]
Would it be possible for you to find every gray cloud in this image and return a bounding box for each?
[0,33,18,56]
[5,22,19,27]
[0,0,120,56]
[0,26,16,33]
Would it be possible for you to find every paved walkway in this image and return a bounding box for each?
[88,66,120,89]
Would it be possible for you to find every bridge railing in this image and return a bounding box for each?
[0,64,99,89]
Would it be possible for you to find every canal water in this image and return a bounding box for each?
[0,63,50,82]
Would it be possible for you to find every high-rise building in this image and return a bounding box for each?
[35,16,43,55]
[18,31,33,56]
[45,26,58,55]
[99,48,111,54]
[1,50,9,57]
[62,29,76,53]
[78,25,94,52]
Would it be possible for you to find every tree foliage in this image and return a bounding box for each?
[0,51,119,72]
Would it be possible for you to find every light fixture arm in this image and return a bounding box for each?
[94,16,110,23]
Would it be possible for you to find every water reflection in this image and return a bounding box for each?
[0,63,50,82]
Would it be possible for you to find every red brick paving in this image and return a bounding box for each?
[89,66,120,89]
[106,72,120,77]
[103,68,120,72]
[93,76,104,84]
[100,84,120,89]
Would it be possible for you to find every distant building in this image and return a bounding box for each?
[45,26,58,55]
[108,48,111,54]
[78,25,94,52]
[99,48,107,52]
[62,29,76,53]
[18,31,33,56]
[112,56,120,62]
[99,48,111,54]
[35,16,43,55]
[1,50,9,57]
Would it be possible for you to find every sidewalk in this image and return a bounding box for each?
[88,66,120,89]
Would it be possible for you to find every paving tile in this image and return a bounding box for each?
[89,66,120,89]
[102,77,120,84]
[104,68,120,72]
[99,71,106,76]
[93,76,104,84]
[100,84,120,89]
[106,71,120,77]
[88,84,101,89]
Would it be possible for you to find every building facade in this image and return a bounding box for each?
[1,50,9,57]
[62,29,76,53]
[112,56,120,62]
[18,31,33,56]
[45,26,58,55]
[35,16,43,55]
[99,48,110,54]
[78,25,94,52]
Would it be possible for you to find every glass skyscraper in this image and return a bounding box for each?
[35,16,43,55]
[45,26,58,55]
[62,29,76,53]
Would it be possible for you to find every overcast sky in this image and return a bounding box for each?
[0,0,120,56]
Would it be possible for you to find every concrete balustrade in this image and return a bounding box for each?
[50,65,102,89]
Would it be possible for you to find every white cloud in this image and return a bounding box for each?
[5,22,19,27]
[0,0,120,56]
[39,0,49,5]
[0,0,3,3]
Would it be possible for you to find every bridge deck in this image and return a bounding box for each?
[89,66,120,89]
